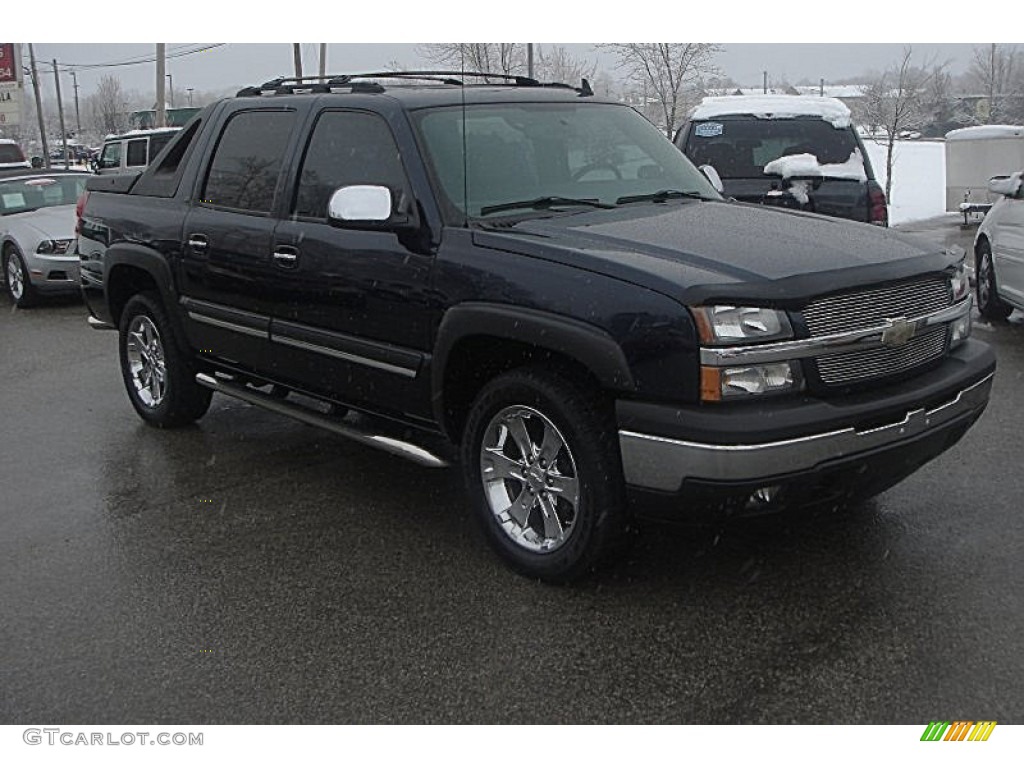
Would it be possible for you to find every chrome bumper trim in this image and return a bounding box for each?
[618,373,993,491]
[699,297,972,367]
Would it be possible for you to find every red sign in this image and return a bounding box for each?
[0,44,17,83]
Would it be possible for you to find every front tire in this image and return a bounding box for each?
[119,291,212,428]
[4,247,38,308]
[461,367,629,583]
[976,240,1012,321]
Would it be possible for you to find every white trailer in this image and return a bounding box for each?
[946,125,1024,221]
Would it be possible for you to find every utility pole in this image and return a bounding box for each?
[52,60,69,169]
[167,73,174,109]
[527,43,534,79]
[293,44,303,80]
[819,77,824,97]
[763,70,768,94]
[156,43,166,128]
[70,70,82,136]
[28,45,50,168]
[318,43,326,82]
[186,88,194,107]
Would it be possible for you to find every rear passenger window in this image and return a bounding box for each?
[293,111,408,219]
[126,139,147,167]
[202,110,295,214]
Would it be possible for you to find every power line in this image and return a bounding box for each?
[51,44,227,72]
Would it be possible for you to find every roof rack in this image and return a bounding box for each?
[235,71,594,98]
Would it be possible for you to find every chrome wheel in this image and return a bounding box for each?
[6,255,24,301]
[479,405,580,553]
[978,249,993,307]
[125,315,167,408]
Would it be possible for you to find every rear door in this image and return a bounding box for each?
[993,173,1024,306]
[178,106,302,372]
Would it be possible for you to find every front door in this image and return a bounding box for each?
[268,109,437,421]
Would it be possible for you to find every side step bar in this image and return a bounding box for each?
[195,373,449,469]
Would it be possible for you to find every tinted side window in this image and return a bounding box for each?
[293,111,408,219]
[126,139,147,167]
[203,110,295,213]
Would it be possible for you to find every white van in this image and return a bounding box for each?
[95,128,180,175]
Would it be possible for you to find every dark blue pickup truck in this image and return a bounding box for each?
[77,73,994,582]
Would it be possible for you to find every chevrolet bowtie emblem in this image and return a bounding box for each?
[881,316,915,347]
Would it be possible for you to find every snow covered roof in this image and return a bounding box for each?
[0,138,17,145]
[794,85,867,99]
[945,125,1024,142]
[691,95,853,128]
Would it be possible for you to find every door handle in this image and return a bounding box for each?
[272,247,299,268]
[187,234,208,253]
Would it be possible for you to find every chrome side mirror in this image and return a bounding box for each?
[699,164,724,194]
[328,185,393,222]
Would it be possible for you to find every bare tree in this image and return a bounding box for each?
[855,47,943,203]
[533,45,596,86]
[603,43,721,137]
[418,44,523,80]
[966,44,1021,123]
[88,75,129,136]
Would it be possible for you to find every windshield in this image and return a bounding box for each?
[412,102,720,220]
[683,117,862,180]
[0,175,89,216]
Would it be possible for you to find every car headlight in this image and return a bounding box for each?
[36,239,73,255]
[950,260,970,303]
[691,305,793,344]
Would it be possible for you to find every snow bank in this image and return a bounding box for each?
[762,150,867,182]
[691,95,852,128]
[862,140,945,225]
[945,125,1024,142]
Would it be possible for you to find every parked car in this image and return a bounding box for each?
[79,74,992,582]
[675,95,888,225]
[1,168,91,307]
[0,138,30,170]
[94,128,180,175]
[975,170,1024,319]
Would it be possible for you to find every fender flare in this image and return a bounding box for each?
[431,302,635,428]
[104,244,189,349]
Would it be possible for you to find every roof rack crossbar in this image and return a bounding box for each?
[236,71,592,97]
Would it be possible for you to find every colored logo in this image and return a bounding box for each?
[920,721,997,742]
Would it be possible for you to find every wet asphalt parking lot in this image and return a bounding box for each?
[2,218,1023,724]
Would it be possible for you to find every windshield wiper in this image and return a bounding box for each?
[480,196,617,216]
[615,189,706,205]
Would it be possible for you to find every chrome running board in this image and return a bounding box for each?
[195,373,449,468]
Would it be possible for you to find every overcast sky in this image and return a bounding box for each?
[21,43,983,102]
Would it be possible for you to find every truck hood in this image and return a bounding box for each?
[472,199,954,307]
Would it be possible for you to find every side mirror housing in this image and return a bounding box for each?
[988,172,1022,198]
[327,185,417,231]
[699,164,724,194]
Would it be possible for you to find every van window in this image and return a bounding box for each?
[99,142,121,171]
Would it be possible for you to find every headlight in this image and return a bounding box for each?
[950,261,970,303]
[701,361,805,401]
[36,239,73,255]
[691,305,793,344]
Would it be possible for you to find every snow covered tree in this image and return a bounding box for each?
[533,45,596,87]
[855,48,943,203]
[88,75,130,136]
[603,43,721,138]
[965,44,1022,124]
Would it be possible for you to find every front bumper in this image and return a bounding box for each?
[26,252,80,293]
[617,339,995,502]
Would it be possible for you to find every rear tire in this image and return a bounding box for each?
[460,366,630,583]
[976,240,1012,321]
[119,291,212,428]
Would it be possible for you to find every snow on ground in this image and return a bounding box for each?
[862,139,945,226]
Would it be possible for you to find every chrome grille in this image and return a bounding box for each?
[803,276,950,337]
[816,327,948,385]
